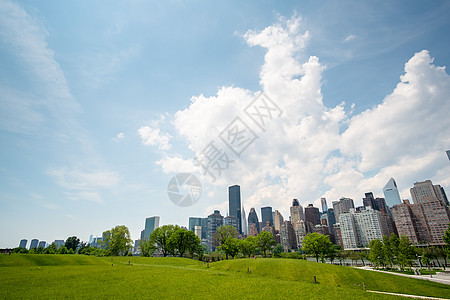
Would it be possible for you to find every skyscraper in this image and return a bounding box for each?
[447,150,450,161]
[339,207,390,249]
[38,241,46,248]
[383,178,402,207]
[290,199,304,224]
[362,192,376,210]
[248,207,259,234]
[141,216,160,240]
[410,180,447,205]
[207,210,224,252]
[189,217,202,232]
[261,206,273,227]
[408,180,450,244]
[29,239,39,249]
[241,207,248,236]
[304,204,321,228]
[320,198,328,213]
[333,197,355,222]
[228,185,242,234]
[19,239,27,249]
[273,210,284,232]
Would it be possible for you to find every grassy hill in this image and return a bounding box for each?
[0,254,448,299]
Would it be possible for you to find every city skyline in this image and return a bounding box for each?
[1,1,450,248]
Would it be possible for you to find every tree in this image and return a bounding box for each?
[238,236,257,258]
[272,244,284,257]
[257,231,276,258]
[150,225,179,257]
[43,243,58,254]
[302,233,333,263]
[213,226,239,247]
[58,246,68,254]
[397,236,416,270]
[140,239,157,257]
[327,245,339,264]
[444,223,450,263]
[383,234,399,268]
[77,242,88,254]
[368,239,385,268]
[102,225,133,256]
[65,236,80,252]
[167,228,202,257]
[220,237,240,259]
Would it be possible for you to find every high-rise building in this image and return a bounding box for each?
[321,198,328,213]
[201,218,208,240]
[391,200,432,244]
[228,185,242,234]
[141,216,160,240]
[383,178,402,207]
[321,208,336,234]
[290,199,304,223]
[19,239,27,249]
[332,197,355,222]
[261,206,273,227]
[189,217,202,232]
[339,207,390,249]
[410,180,447,205]
[207,210,224,252]
[241,207,248,236]
[280,221,297,251]
[38,241,46,248]
[304,204,320,227]
[273,210,284,232]
[194,226,202,239]
[362,192,376,210]
[374,197,388,214]
[29,239,39,249]
[248,208,259,234]
[447,150,450,161]
[398,180,450,245]
[224,215,239,230]
[54,240,65,248]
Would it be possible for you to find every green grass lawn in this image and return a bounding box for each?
[0,254,448,299]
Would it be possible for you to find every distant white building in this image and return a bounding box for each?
[339,207,390,249]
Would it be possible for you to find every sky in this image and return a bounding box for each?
[1,0,450,248]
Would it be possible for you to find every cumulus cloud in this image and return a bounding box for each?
[138,125,171,150]
[155,15,450,217]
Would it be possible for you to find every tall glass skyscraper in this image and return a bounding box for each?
[140,216,160,240]
[261,206,273,227]
[383,178,402,207]
[228,185,242,234]
[248,207,260,234]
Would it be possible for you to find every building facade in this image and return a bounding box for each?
[228,185,242,234]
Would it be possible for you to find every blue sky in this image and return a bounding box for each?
[1,0,450,248]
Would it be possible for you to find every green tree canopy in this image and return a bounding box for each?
[302,233,333,262]
[213,225,239,247]
[168,228,202,257]
[150,225,180,257]
[139,239,157,257]
[102,225,133,256]
[397,236,416,270]
[238,236,258,258]
[368,239,385,267]
[257,231,276,258]
[65,236,80,251]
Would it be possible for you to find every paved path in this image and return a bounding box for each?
[367,290,449,299]
[356,266,450,285]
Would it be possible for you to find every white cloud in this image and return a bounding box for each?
[113,132,125,141]
[156,15,450,217]
[344,35,356,42]
[138,125,172,150]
